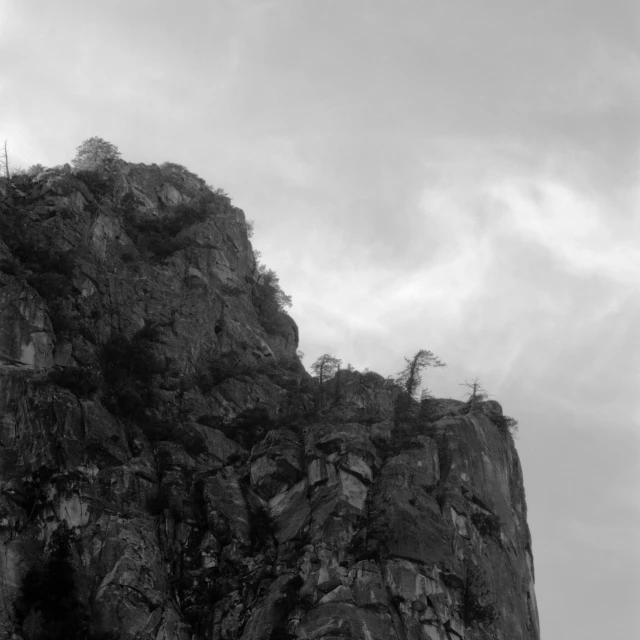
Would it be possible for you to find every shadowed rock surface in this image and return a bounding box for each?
[0,162,539,640]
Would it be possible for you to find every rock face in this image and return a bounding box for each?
[0,162,539,640]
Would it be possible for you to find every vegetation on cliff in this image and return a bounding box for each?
[0,139,535,640]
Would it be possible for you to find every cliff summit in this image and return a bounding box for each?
[0,147,539,640]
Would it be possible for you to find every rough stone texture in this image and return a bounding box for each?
[0,162,538,640]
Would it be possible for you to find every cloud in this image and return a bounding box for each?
[490,178,640,285]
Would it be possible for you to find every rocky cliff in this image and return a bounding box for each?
[0,161,539,640]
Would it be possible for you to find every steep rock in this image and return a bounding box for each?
[0,162,538,640]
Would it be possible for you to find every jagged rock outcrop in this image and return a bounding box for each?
[0,161,538,640]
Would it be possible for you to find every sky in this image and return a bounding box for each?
[1,0,639,637]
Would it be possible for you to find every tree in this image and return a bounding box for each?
[311,354,341,386]
[460,378,490,408]
[27,163,46,176]
[72,136,121,171]
[252,260,293,335]
[459,379,519,437]
[395,349,446,399]
[255,263,292,310]
[1,140,12,204]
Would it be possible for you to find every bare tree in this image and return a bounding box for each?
[459,379,519,436]
[1,140,12,204]
[1,140,10,180]
[459,378,491,407]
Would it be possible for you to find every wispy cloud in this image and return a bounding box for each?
[490,178,640,285]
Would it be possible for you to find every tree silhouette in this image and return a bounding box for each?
[311,354,341,386]
[460,378,491,408]
[1,140,12,204]
[395,349,446,399]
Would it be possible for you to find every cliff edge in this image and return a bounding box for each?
[0,160,539,640]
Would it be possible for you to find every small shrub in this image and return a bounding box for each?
[220,282,245,296]
[48,367,101,398]
[220,407,275,450]
[489,413,519,437]
[194,351,256,393]
[161,162,202,181]
[462,566,500,627]
[418,392,442,422]
[27,272,74,302]
[260,312,293,338]
[122,202,210,260]
[371,427,422,460]
[73,169,115,203]
[10,172,35,192]
[118,191,142,215]
[470,512,501,542]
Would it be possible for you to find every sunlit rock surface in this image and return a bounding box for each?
[0,162,538,640]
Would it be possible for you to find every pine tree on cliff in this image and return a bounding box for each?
[311,354,341,386]
[396,349,446,399]
[460,378,490,409]
[72,136,121,171]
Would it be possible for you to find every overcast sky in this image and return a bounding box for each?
[2,1,639,637]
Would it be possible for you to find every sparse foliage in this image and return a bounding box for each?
[490,413,519,437]
[252,260,293,335]
[459,379,520,437]
[460,378,490,408]
[395,349,446,399]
